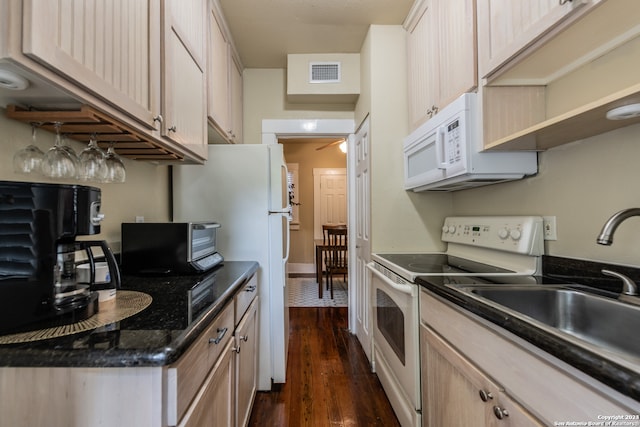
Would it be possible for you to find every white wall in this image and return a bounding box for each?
[452,123,640,267]
[0,110,171,251]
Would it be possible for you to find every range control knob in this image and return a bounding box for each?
[442,225,449,233]
[510,229,522,240]
[498,228,509,239]
[448,225,457,234]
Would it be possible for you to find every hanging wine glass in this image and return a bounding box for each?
[41,122,77,179]
[104,142,126,183]
[60,133,81,178]
[13,122,44,174]
[78,133,107,182]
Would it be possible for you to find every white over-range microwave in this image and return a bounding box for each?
[403,93,538,192]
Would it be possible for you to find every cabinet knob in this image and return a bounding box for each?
[233,345,241,354]
[168,125,177,133]
[493,406,509,420]
[239,335,248,342]
[478,390,493,402]
[559,0,573,4]
[153,115,163,124]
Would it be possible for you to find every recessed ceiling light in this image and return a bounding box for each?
[606,103,640,120]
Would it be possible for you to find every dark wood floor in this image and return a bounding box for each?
[248,307,400,427]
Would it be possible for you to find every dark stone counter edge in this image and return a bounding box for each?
[150,261,259,366]
[0,261,259,369]
[416,279,640,403]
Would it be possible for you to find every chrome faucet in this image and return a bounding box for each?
[596,208,640,245]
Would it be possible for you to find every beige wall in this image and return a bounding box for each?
[452,123,640,267]
[0,110,171,252]
[282,141,347,264]
[358,25,453,253]
[242,68,355,145]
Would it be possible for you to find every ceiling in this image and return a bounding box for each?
[218,0,414,68]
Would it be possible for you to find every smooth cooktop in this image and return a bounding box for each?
[373,253,517,281]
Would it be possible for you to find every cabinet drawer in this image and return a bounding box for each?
[166,302,234,426]
[234,274,257,326]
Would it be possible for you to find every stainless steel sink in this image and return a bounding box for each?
[451,285,640,366]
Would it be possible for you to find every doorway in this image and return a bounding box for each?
[262,119,357,325]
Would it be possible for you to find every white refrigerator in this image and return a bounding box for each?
[172,144,290,390]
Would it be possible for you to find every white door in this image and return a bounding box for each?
[313,169,347,239]
[353,117,372,364]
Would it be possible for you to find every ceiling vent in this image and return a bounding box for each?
[310,62,341,83]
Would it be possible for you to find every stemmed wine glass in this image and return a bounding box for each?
[13,123,44,174]
[104,143,126,183]
[41,122,78,179]
[78,133,107,182]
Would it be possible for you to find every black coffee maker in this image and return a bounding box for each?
[0,181,121,334]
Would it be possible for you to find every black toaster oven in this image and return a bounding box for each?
[121,222,223,275]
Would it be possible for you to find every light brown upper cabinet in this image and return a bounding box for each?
[208,0,243,144]
[477,0,593,80]
[479,0,640,151]
[405,0,477,132]
[1,0,208,163]
[21,0,161,130]
[162,0,208,160]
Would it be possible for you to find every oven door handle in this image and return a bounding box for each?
[367,262,417,296]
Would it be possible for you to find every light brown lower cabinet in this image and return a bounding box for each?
[0,283,259,427]
[421,325,543,427]
[179,339,235,427]
[235,297,259,427]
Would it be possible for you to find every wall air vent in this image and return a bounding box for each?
[310,62,341,83]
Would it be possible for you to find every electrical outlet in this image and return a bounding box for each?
[135,216,145,223]
[543,216,557,241]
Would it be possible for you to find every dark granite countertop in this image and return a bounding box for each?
[0,261,259,368]
[416,268,640,403]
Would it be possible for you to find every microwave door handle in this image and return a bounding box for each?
[435,126,448,170]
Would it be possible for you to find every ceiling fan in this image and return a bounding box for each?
[316,138,347,151]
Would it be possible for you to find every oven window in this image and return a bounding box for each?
[376,289,405,365]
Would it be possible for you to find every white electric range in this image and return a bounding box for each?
[367,216,545,427]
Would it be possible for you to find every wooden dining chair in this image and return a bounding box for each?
[324,227,348,299]
[321,224,347,294]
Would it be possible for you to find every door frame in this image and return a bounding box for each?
[262,119,356,327]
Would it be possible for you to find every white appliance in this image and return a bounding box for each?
[403,93,538,192]
[367,216,544,427]
[172,144,291,391]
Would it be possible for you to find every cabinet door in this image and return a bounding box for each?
[22,0,160,129]
[208,8,231,136]
[477,0,591,79]
[421,325,545,427]
[235,298,258,427]
[179,340,235,427]
[421,325,496,427]
[162,0,207,160]
[229,55,244,143]
[406,0,437,131]
[436,0,477,108]
[406,0,476,131]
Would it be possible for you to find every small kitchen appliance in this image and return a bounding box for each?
[120,222,223,275]
[367,216,545,427]
[0,181,120,334]
[403,93,538,192]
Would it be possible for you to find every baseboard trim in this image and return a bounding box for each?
[287,263,315,274]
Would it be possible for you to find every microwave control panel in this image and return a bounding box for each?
[444,119,462,165]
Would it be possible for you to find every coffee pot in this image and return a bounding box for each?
[0,181,120,334]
